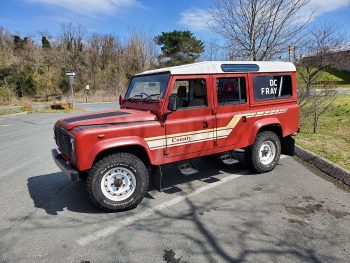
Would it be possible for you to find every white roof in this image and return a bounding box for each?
[136,61,296,75]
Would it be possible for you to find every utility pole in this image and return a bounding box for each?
[65,72,76,109]
[288,46,296,63]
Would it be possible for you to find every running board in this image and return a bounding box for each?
[178,160,199,176]
[219,151,239,165]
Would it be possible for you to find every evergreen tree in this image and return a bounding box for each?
[154,30,204,66]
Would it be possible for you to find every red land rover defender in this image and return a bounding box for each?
[52,61,299,212]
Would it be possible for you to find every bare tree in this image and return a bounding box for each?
[297,23,348,133]
[201,39,227,61]
[298,23,348,105]
[209,0,311,60]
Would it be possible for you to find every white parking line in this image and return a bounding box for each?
[76,172,246,246]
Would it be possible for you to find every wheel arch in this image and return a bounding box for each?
[80,136,153,171]
[93,145,151,167]
[248,118,283,145]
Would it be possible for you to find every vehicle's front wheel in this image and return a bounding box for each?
[249,131,281,173]
[87,153,149,212]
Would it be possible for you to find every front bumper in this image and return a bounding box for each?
[51,149,79,181]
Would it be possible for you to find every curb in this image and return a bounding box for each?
[295,145,350,186]
[0,111,27,118]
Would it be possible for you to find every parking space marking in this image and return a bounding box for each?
[76,171,247,246]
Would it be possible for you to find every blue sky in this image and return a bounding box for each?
[0,0,350,42]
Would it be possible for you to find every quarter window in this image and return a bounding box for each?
[216,77,247,105]
[253,75,292,101]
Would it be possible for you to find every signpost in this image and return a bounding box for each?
[65,72,76,109]
[85,84,90,103]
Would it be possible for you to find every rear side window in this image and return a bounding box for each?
[253,75,292,101]
[216,77,247,105]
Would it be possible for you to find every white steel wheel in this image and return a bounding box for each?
[258,140,276,165]
[100,167,136,201]
[87,152,149,212]
[249,131,281,173]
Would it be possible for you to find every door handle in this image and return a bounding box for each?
[203,121,209,129]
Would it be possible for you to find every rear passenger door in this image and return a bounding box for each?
[164,75,215,157]
[214,74,249,148]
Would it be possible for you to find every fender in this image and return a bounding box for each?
[248,117,282,145]
[78,136,153,171]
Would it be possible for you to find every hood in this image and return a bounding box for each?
[59,109,158,130]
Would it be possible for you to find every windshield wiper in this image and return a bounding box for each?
[142,93,161,101]
[126,94,143,101]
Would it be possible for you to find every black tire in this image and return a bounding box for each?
[249,131,281,173]
[87,152,149,212]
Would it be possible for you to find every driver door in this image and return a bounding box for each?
[164,75,215,158]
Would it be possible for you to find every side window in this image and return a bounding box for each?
[216,77,247,105]
[172,79,207,109]
[253,75,292,101]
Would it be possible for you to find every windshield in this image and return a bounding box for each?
[125,73,170,100]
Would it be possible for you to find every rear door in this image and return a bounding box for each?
[164,75,215,157]
[213,74,250,148]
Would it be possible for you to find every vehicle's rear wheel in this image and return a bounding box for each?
[87,153,149,212]
[249,131,281,173]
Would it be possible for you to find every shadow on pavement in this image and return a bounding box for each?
[27,154,253,216]
[27,172,100,215]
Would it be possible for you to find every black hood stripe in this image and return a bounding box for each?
[73,120,157,131]
[63,111,129,124]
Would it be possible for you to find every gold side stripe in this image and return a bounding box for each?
[145,108,288,143]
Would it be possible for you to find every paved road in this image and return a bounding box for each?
[315,87,350,95]
[0,105,349,263]
[0,102,119,111]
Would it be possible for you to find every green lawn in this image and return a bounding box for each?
[297,68,350,88]
[295,94,350,170]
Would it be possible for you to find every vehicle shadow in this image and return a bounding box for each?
[27,153,253,215]
[27,172,100,215]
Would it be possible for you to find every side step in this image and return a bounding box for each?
[219,151,239,165]
[178,160,199,176]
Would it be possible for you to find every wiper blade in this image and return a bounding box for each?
[126,94,143,101]
[142,93,161,101]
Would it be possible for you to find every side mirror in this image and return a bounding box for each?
[168,94,178,111]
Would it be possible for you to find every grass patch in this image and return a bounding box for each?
[28,108,83,114]
[297,68,350,88]
[0,109,23,116]
[296,94,350,170]
[323,69,350,86]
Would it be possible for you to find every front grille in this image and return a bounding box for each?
[54,126,72,158]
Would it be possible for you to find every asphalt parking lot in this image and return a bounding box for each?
[0,104,349,263]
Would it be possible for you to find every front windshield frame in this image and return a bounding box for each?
[124,72,170,100]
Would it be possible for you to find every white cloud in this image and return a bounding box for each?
[27,0,143,17]
[178,8,213,31]
[310,0,350,14]
[179,1,350,31]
